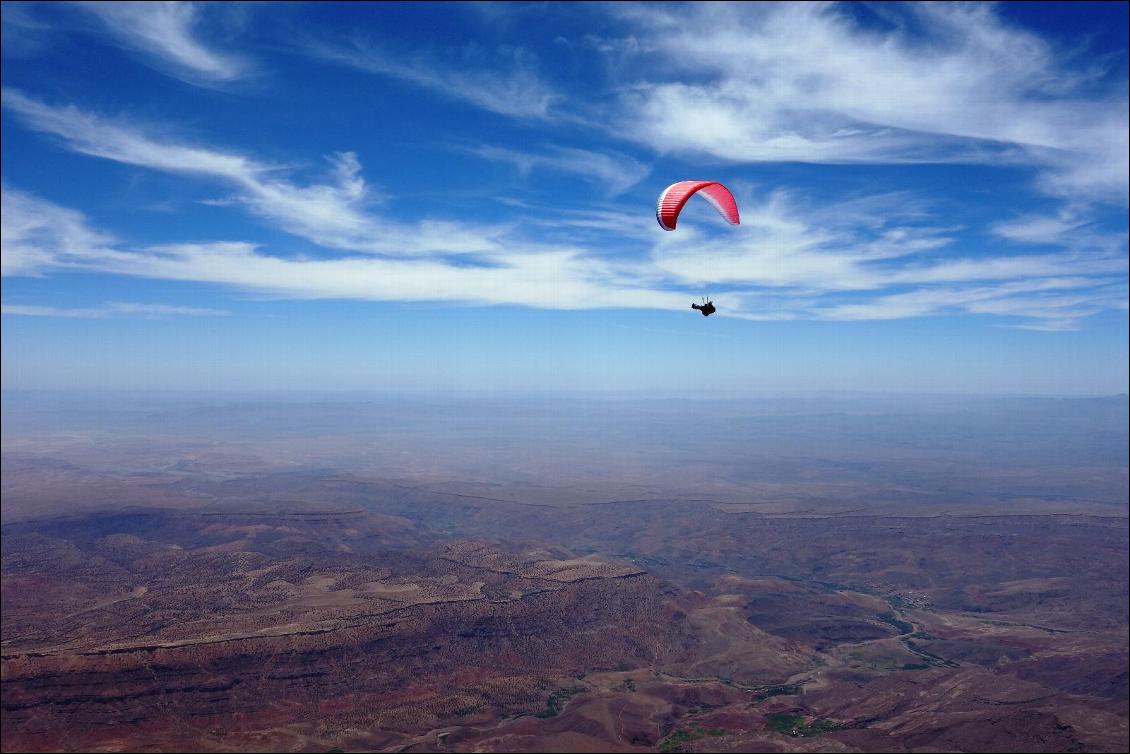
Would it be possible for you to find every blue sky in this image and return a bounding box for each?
[1,1,1127,394]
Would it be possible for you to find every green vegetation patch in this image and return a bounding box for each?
[450,704,480,716]
[981,620,1071,634]
[534,685,586,718]
[659,729,693,752]
[842,644,926,672]
[876,611,914,634]
[765,712,841,737]
[803,718,842,735]
[809,579,879,595]
[755,683,802,700]
[659,725,727,752]
[902,640,959,668]
[766,712,805,734]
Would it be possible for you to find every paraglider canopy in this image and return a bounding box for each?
[655,181,738,318]
[656,181,740,231]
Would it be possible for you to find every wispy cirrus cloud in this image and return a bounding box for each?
[4,180,1124,332]
[0,184,122,276]
[0,94,668,309]
[1,302,227,318]
[1,89,505,256]
[73,1,250,84]
[651,189,1122,291]
[650,189,1126,329]
[991,210,1128,256]
[0,187,687,311]
[304,36,558,120]
[0,2,55,59]
[812,278,1128,331]
[3,90,1124,331]
[601,2,1129,204]
[469,145,650,195]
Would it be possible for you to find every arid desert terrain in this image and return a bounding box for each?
[2,394,1127,752]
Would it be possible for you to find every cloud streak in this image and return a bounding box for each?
[1,89,505,256]
[0,184,122,276]
[652,190,1127,291]
[469,145,650,195]
[1,302,228,318]
[812,278,1128,331]
[4,182,1124,331]
[601,2,1128,204]
[74,1,250,84]
[304,36,558,120]
[0,186,688,311]
[2,75,1124,331]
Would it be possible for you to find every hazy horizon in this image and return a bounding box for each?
[5,390,1125,525]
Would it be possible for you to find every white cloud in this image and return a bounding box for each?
[992,215,1092,246]
[1,90,505,256]
[507,204,660,243]
[304,37,558,119]
[0,185,122,276]
[0,186,688,311]
[992,210,1128,257]
[3,86,1124,332]
[5,182,1124,331]
[1,302,227,318]
[74,1,249,84]
[469,145,650,195]
[651,190,1126,293]
[646,188,1125,329]
[814,278,1128,330]
[114,242,690,310]
[602,2,1128,204]
[2,88,261,177]
[1,2,55,58]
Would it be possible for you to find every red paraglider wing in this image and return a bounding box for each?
[656,180,740,231]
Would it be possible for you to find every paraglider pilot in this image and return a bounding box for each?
[655,181,737,320]
[691,299,716,317]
